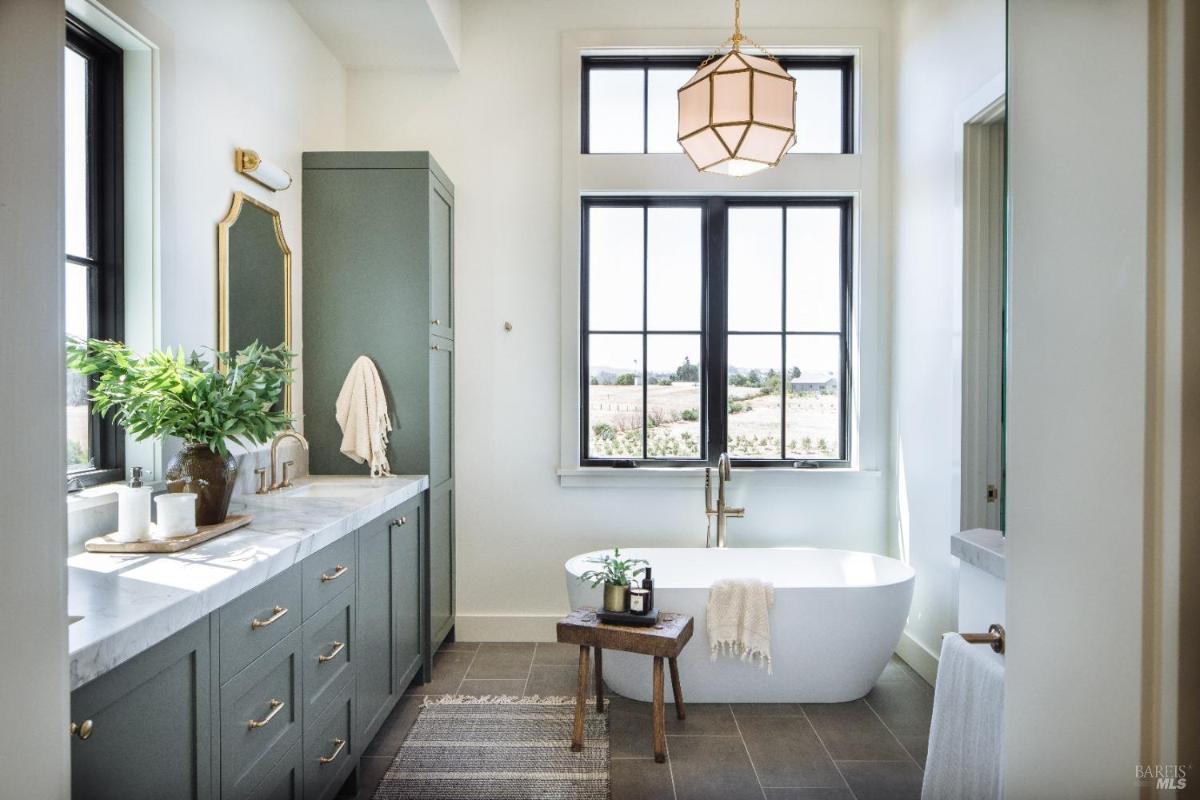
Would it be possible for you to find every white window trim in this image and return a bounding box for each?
[558,27,883,486]
[66,0,161,501]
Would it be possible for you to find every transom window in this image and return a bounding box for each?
[581,197,851,467]
[66,15,124,486]
[581,55,853,155]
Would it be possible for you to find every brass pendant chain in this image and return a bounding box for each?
[732,0,743,49]
[697,0,782,68]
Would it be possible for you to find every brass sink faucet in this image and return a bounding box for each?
[267,429,309,492]
[705,452,744,548]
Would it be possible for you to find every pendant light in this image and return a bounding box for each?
[677,0,796,176]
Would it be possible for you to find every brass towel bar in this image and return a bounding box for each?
[956,623,1006,654]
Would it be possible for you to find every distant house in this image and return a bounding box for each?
[789,373,838,393]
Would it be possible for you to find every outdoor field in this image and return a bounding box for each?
[587,381,840,460]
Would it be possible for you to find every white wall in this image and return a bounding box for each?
[345,0,896,639]
[93,0,348,464]
[0,1,71,795]
[888,0,1004,678]
[1005,1,1151,795]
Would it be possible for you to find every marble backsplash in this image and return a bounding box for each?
[65,439,309,554]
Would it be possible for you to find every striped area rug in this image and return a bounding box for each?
[372,695,610,800]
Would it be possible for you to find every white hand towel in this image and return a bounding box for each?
[334,355,393,477]
[921,634,1004,800]
[706,577,774,674]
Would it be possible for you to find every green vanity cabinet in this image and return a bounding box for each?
[303,151,456,677]
[357,494,424,744]
[69,617,214,800]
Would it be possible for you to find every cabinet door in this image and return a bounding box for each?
[428,177,454,339]
[356,514,395,743]
[429,337,453,487]
[392,500,423,692]
[429,481,455,649]
[70,617,213,800]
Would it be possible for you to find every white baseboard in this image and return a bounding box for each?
[895,630,941,686]
[455,614,563,642]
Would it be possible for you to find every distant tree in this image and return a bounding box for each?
[789,366,801,379]
[590,376,599,385]
[747,369,762,386]
[674,356,699,382]
[615,373,636,386]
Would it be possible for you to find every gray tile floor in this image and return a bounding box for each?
[353,641,934,800]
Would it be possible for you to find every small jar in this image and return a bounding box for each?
[629,588,650,615]
[155,493,198,538]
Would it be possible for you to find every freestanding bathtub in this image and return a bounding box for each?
[564,547,915,703]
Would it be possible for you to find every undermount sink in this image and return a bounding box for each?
[282,483,378,499]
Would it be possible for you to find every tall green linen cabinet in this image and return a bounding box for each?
[302,151,455,673]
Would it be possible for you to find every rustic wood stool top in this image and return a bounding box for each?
[556,608,694,763]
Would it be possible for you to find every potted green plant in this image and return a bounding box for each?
[578,548,649,613]
[67,337,293,525]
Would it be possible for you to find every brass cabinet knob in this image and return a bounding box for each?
[69,720,93,740]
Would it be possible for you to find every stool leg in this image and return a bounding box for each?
[668,657,686,720]
[594,647,604,712]
[572,645,589,752]
[652,656,666,763]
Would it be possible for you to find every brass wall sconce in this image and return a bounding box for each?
[235,148,293,192]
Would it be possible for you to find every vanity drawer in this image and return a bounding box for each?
[220,565,302,682]
[303,585,355,717]
[220,628,302,799]
[243,740,302,800]
[302,534,356,619]
[303,680,355,800]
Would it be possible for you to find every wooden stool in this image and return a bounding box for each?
[556,608,694,763]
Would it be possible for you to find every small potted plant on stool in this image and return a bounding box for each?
[579,548,648,613]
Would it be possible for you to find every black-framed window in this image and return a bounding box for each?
[581,196,852,468]
[582,55,854,155]
[66,15,124,487]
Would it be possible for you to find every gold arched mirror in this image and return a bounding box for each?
[217,191,292,413]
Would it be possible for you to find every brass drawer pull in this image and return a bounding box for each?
[248,698,285,729]
[431,319,441,325]
[391,516,407,527]
[318,737,346,765]
[431,344,440,351]
[251,605,288,629]
[318,641,346,664]
[320,565,348,583]
[69,720,94,740]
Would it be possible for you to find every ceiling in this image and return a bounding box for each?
[289,0,461,70]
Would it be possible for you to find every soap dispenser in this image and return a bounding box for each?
[113,466,152,543]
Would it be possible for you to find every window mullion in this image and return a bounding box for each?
[780,207,788,460]
[705,197,728,466]
[641,205,648,460]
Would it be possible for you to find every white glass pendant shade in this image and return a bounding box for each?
[677,51,796,176]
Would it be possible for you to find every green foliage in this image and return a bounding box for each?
[578,547,648,588]
[674,356,699,383]
[592,422,615,440]
[66,337,294,457]
[681,408,699,422]
[789,366,801,379]
[728,399,747,414]
[590,376,599,385]
[615,373,636,386]
[67,439,88,466]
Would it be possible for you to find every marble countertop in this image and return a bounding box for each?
[67,475,428,690]
[951,527,1006,579]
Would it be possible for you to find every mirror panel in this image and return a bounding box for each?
[217,191,291,412]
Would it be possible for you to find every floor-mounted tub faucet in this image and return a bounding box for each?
[705,452,744,548]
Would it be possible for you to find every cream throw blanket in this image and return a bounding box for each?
[334,356,392,477]
[706,578,774,674]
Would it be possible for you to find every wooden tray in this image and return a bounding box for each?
[84,514,253,554]
[596,608,659,627]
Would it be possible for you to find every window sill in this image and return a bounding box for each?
[557,465,881,488]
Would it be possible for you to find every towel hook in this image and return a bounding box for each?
[958,623,1005,654]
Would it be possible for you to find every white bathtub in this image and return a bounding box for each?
[564,547,915,703]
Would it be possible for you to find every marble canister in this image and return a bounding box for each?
[155,493,197,538]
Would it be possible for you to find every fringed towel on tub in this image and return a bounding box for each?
[921,633,1004,800]
[706,577,774,673]
[334,355,392,477]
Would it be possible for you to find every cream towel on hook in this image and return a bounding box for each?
[334,355,392,477]
[706,578,774,674]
